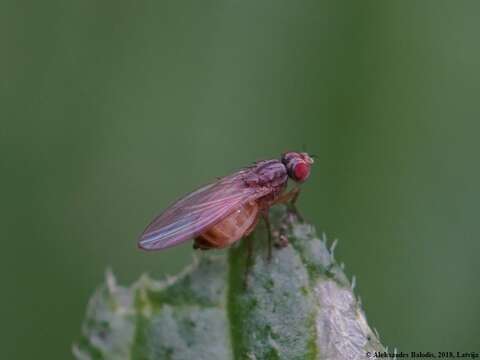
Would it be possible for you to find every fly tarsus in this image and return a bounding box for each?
[274,233,289,249]
[287,203,304,223]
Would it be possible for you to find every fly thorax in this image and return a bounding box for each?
[245,160,288,189]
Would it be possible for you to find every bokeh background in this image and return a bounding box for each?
[2,1,480,358]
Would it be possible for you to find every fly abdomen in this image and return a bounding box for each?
[194,201,259,249]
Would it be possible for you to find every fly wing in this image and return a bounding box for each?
[138,169,270,251]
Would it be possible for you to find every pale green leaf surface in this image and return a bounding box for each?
[74,207,386,360]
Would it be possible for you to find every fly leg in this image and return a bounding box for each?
[276,187,304,222]
[243,234,253,289]
[288,187,304,222]
[270,187,304,249]
[261,210,273,262]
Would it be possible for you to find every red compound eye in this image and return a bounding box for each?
[293,162,310,182]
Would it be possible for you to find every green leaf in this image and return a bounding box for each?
[74,206,386,359]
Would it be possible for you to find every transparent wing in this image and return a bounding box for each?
[138,169,270,251]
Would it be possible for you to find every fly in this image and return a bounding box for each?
[138,152,314,258]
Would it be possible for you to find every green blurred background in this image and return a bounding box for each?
[2,0,479,358]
